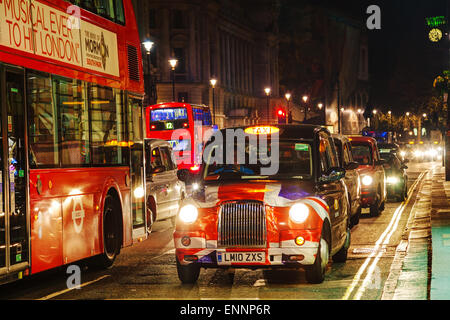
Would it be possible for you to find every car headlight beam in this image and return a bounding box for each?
[386,176,400,184]
[179,204,198,223]
[289,203,310,224]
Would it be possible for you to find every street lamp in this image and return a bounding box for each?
[388,110,392,130]
[169,58,178,101]
[210,78,217,125]
[143,41,154,54]
[285,93,291,124]
[142,41,154,105]
[264,87,271,123]
[302,95,309,122]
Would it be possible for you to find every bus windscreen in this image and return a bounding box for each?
[150,108,189,130]
[151,108,188,121]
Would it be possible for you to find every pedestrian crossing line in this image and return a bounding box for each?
[37,275,110,300]
[342,170,427,300]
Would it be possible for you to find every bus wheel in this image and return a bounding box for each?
[94,194,121,269]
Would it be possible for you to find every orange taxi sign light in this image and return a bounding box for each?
[244,126,280,135]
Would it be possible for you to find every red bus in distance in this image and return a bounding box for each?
[0,0,146,284]
[145,102,213,180]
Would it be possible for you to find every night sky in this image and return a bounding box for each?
[362,0,449,115]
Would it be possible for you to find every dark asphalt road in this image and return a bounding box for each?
[0,161,435,300]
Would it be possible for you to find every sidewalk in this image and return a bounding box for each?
[429,165,450,300]
[384,164,450,300]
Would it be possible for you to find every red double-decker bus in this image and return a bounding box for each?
[0,0,146,284]
[145,102,213,180]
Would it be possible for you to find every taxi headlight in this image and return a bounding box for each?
[133,186,145,198]
[400,151,406,157]
[361,175,373,186]
[179,204,198,223]
[386,176,400,184]
[289,203,310,223]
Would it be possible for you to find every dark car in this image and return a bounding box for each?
[380,152,408,202]
[378,142,400,155]
[349,136,387,217]
[145,139,186,233]
[332,134,361,227]
[174,124,351,284]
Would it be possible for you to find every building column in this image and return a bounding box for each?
[161,8,171,82]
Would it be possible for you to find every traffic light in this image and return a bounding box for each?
[277,108,286,124]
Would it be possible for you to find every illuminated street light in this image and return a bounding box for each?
[142,40,154,105]
[169,58,178,101]
[142,40,154,54]
[423,113,427,118]
[302,95,309,123]
[318,103,323,110]
[285,93,291,124]
[373,109,377,115]
[210,78,217,125]
[406,112,410,117]
[264,87,271,122]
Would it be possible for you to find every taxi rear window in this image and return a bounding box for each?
[351,143,373,165]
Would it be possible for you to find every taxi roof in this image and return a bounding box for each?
[348,136,377,144]
[218,124,329,140]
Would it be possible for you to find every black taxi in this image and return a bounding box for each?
[174,124,351,284]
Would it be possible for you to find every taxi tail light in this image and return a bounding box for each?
[190,165,200,172]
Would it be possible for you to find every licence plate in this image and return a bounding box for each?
[217,252,265,264]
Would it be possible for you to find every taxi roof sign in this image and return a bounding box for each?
[244,126,280,135]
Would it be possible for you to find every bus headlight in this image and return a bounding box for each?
[361,175,373,186]
[386,176,400,184]
[289,203,310,223]
[179,204,198,224]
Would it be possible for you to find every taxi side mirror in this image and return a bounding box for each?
[345,161,359,171]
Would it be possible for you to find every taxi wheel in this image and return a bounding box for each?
[176,257,200,284]
[146,205,155,234]
[350,207,361,227]
[305,233,329,284]
[333,227,350,263]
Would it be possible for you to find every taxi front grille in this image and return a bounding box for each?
[217,201,266,248]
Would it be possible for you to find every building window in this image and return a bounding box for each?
[172,10,185,29]
[178,92,188,103]
[149,8,156,29]
[173,48,186,73]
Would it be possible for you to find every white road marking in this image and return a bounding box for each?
[342,170,428,300]
[37,275,110,300]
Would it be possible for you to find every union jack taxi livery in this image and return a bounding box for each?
[174,125,351,284]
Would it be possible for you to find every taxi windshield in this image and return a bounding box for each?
[351,144,373,165]
[203,140,313,181]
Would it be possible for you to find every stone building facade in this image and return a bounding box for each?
[132,0,282,128]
